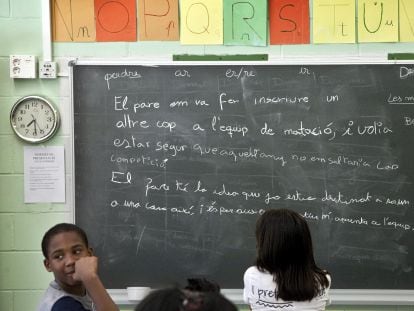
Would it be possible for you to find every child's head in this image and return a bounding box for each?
[41,223,92,294]
[184,278,220,293]
[255,208,316,272]
[42,223,89,258]
[134,288,196,311]
[134,287,237,311]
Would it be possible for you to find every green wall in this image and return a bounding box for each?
[1,0,414,310]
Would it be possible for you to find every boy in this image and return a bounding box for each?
[37,223,119,311]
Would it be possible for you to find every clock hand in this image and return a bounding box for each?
[33,119,42,134]
[29,114,38,133]
[29,115,41,135]
[26,119,35,127]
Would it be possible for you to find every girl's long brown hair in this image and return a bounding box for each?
[255,208,329,301]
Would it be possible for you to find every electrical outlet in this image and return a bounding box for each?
[39,61,57,79]
[10,55,36,78]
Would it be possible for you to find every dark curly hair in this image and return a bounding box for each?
[134,287,237,311]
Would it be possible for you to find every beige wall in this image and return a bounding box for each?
[1,0,414,310]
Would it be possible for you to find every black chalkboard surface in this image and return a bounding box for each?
[72,63,414,290]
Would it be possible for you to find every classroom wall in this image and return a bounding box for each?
[1,0,414,310]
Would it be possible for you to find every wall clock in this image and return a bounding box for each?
[10,96,60,143]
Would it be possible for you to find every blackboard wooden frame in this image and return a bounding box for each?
[70,59,414,305]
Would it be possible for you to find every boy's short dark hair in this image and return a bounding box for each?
[41,223,89,258]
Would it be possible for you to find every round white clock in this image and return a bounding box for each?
[10,96,60,143]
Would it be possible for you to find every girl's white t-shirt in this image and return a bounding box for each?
[243,266,331,311]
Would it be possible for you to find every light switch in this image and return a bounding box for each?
[39,61,57,79]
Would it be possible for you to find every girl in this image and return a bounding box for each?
[243,208,331,310]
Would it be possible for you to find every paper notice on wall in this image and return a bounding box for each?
[24,146,66,203]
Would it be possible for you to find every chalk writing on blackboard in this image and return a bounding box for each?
[74,64,414,289]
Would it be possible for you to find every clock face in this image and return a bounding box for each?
[10,96,60,143]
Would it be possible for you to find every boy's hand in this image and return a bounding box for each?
[72,256,119,311]
[73,256,99,283]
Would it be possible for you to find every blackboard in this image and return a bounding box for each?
[72,62,414,291]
